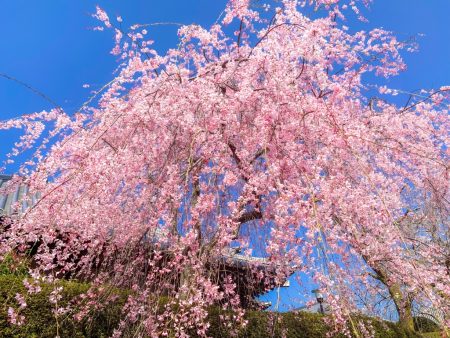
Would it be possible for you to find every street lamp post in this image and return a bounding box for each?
[312,289,325,314]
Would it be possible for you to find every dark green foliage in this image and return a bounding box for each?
[0,273,427,337]
[414,316,440,333]
[421,333,443,338]
[240,311,331,338]
[0,253,29,276]
[346,314,421,338]
[0,274,127,338]
[206,309,421,338]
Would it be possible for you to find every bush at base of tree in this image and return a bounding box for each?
[0,274,128,338]
[0,274,426,338]
[413,316,441,334]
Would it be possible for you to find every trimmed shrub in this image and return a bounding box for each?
[206,309,421,338]
[414,316,440,333]
[0,274,126,338]
[421,333,443,338]
[0,253,29,277]
[0,274,425,337]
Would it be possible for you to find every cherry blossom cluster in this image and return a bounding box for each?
[1,0,449,336]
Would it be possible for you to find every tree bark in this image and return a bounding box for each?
[368,262,415,333]
[387,283,415,333]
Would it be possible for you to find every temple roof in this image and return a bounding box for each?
[1,175,24,216]
[0,175,42,217]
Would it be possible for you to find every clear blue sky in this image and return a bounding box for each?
[0,0,449,311]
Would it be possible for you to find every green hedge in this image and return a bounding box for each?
[207,309,421,338]
[0,274,427,337]
[414,316,440,333]
[0,274,126,338]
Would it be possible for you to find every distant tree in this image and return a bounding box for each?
[1,0,448,336]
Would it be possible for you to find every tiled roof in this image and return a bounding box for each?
[0,175,39,216]
[221,247,269,266]
[294,302,330,314]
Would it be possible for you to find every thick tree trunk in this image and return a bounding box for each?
[362,253,416,334]
[388,283,415,333]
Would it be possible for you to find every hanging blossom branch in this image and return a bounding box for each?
[0,0,449,336]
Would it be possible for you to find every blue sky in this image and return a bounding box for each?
[1,0,449,311]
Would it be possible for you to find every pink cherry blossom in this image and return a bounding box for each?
[0,0,449,336]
